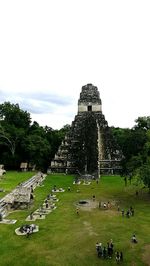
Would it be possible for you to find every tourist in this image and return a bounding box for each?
[110,239,114,252]
[76,207,79,215]
[121,209,124,216]
[107,242,112,258]
[46,202,49,208]
[65,169,68,175]
[39,205,43,218]
[26,227,30,238]
[96,242,99,253]
[120,251,123,261]
[47,194,50,200]
[27,226,33,237]
[131,234,138,243]
[97,243,103,258]
[95,242,100,257]
[131,208,134,216]
[115,251,120,263]
[129,206,133,212]
[31,185,33,193]
[103,247,107,259]
[126,210,130,218]
[103,202,107,209]
[130,206,134,216]
[93,195,95,201]
[68,186,71,191]
[109,245,113,257]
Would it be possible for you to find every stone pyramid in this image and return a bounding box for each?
[50,84,122,175]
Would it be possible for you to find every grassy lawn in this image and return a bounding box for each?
[0,172,150,265]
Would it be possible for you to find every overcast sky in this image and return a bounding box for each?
[0,0,150,129]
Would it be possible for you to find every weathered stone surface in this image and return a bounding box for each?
[78,84,101,104]
[0,165,6,176]
[50,84,122,175]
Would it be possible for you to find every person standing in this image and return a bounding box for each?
[115,251,120,263]
[76,207,79,215]
[26,227,30,238]
[131,234,138,243]
[120,251,123,261]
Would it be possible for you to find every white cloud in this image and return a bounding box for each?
[0,0,150,129]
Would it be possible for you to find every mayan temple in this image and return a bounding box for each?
[50,84,122,176]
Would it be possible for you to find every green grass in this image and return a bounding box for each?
[0,172,150,265]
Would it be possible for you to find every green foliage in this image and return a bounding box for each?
[0,99,149,186]
[112,127,147,160]
[138,163,150,190]
[0,102,31,128]
[112,117,150,190]
[0,102,31,168]
[134,116,150,130]
[0,102,69,170]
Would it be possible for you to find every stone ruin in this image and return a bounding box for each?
[0,172,45,220]
[0,165,6,176]
[50,84,122,176]
[20,162,36,172]
[20,162,28,172]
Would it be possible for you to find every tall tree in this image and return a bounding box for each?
[0,102,31,168]
[138,163,150,192]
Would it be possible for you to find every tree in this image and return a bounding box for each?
[134,116,150,130]
[0,102,31,168]
[138,163,150,192]
[0,102,31,128]
[112,121,148,178]
[22,134,51,171]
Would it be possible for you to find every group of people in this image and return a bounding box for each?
[115,251,123,263]
[52,185,64,192]
[19,224,36,237]
[47,193,55,200]
[26,226,33,237]
[95,233,138,262]
[95,240,123,263]
[95,239,115,259]
[99,201,112,209]
[45,199,49,209]
[121,206,134,217]
[99,201,135,219]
